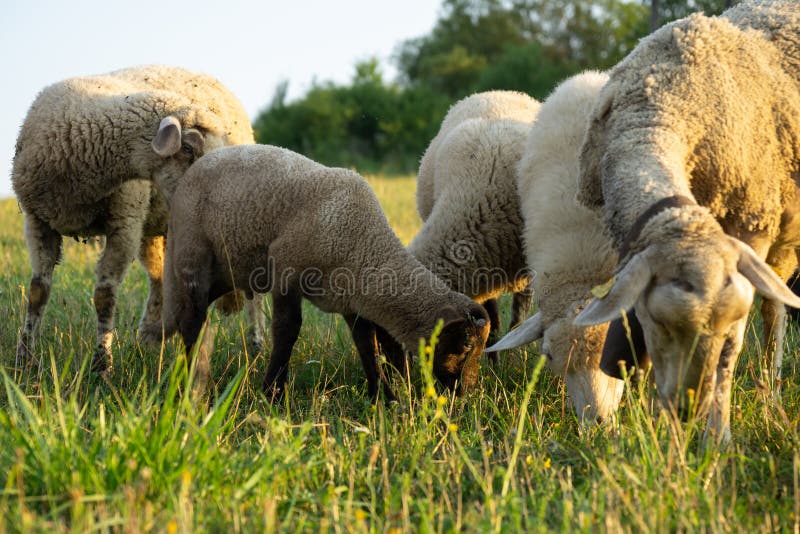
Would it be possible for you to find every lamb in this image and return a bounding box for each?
[573,0,800,441]
[410,91,540,353]
[161,144,491,399]
[13,64,265,374]
[487,71,625,423]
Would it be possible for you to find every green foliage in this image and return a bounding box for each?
[395,0,650,96]
[472,42,577,100]
[254,1,741,176]
[395,0,533,96]
[254,0,657,175]
[659,0,735,22]
[254,60,449,175]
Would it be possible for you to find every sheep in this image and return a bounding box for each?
[13,64,265,375]
[410,91,540,355]
[486,71,625,423]
[161,144,491,399]
[573,0,800,441]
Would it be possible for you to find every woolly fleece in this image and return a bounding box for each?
[516,71,623,422]
[162,144,491,394]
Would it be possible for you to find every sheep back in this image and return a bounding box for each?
[166,144,480,353]
[12,65,251,236]
[577,7,800,246]
[417,91,540,220]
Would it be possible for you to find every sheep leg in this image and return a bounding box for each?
[510,284,534,328]
[761,298,787,393]
[136,235,166,348]
[374,324,409,380]
[245,294,266,354]
[344,315,396,402]
[263,289,302,401]
[91,184,149,375]
[16,214,62,367]
[91,230,141,375]
[761,247,796,395]
[483,298,502,363]
[174,260,214,395]
[705,319,745,446]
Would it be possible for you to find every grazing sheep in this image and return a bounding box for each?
[411,91,539,353]
[487,71,624,423]
[13,64,264,374]
[574,0,800,440]
[161,144,491,399]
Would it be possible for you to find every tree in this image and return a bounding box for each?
[657,0,736,23]
[472,41,576,100]
[395,0,533,97]
[395,0,649,98]
[651,0,661,32]
[254,59,448,174]
[254,0,670,175]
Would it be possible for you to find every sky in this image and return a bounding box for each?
[0,0,442,198]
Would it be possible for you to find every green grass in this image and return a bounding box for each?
[1,177,800,532]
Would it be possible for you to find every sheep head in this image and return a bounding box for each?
[575,210,800,419]
[432,302,490,395]
[486,289,623,424]
[149,114,227,201]
[547,312,623,424]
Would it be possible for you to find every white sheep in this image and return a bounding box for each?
[161,144,491,399]
[411,91,539,352]
[487,71,625,424]
[574,0,800,441]
[13,64,264,374]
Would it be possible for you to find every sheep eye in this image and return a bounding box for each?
[671,278,694,292]
[181,143,193,156]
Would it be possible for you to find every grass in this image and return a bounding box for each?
[1,176,800,532]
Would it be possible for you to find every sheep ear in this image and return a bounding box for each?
[436,305,464,326]
[484,311,543,352]
[574,250,652,326]
[733,237,800,308]
[152,116,182,156]
[182,129,205,157]
[599,310,649,379]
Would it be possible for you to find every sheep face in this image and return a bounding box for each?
[535,281,624,423]
[432,304,491,395]
[543,310,623,423]
[576,227,800,420]
[633,242,751,418]
[483,291,623,423]
[149,116,227,201]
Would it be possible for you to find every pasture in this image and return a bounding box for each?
[0,175,798,532]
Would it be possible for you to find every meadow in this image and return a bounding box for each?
[0,175,799,532]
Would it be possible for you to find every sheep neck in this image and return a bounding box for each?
[618,195,695,260]
[347,250,462,352]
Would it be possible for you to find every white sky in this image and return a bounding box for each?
[0,0,442,198]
